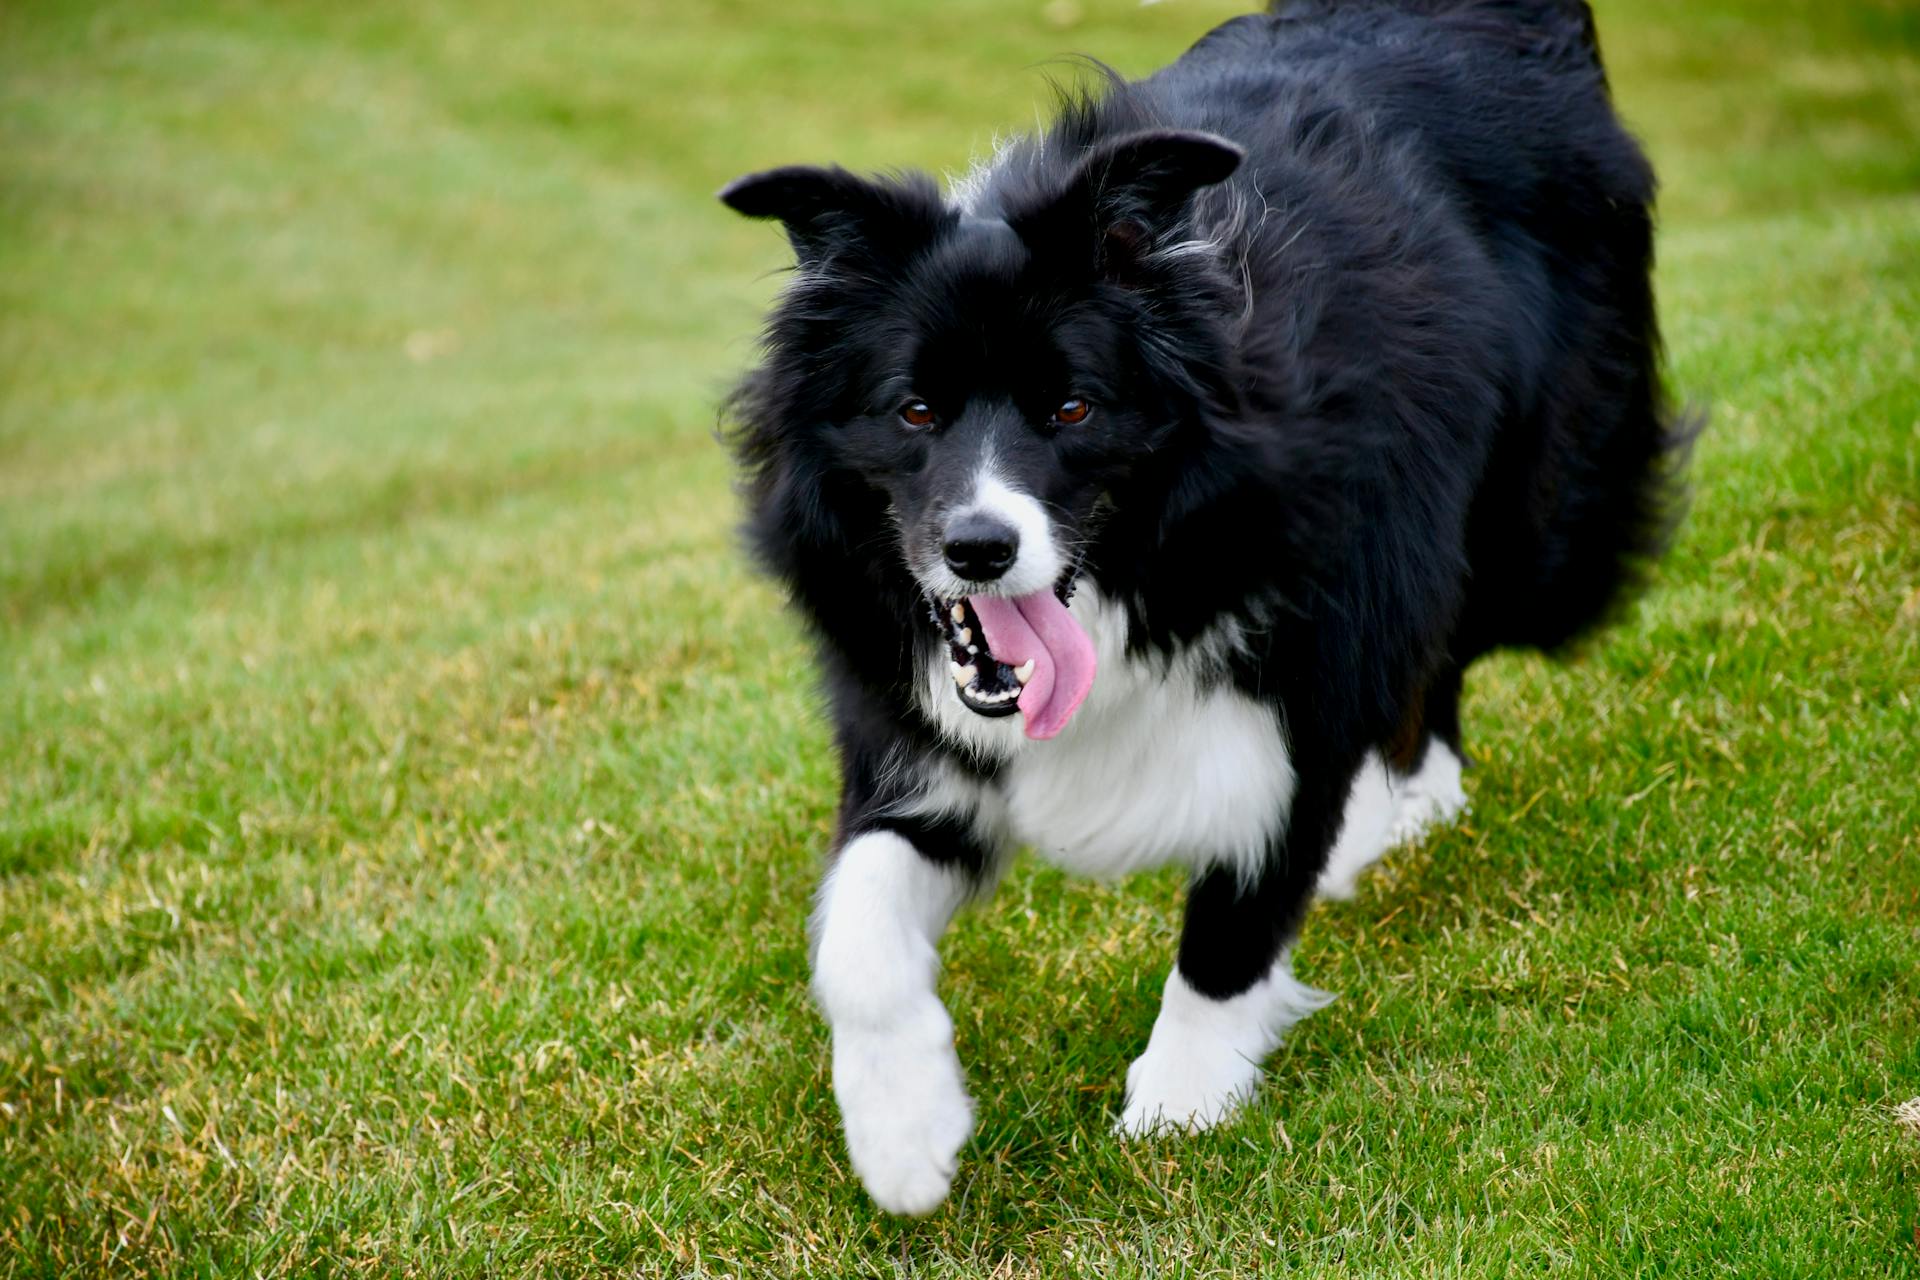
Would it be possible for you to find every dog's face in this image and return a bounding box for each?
[724,130,1242,734]
[782,215,1144,606]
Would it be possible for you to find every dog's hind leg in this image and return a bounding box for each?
[1314,668,1471,900]
[1386,738,1469,847]
[1313,751,1400,900]
[1386,665,1470,848]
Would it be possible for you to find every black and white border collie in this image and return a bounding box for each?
[720,0,1692,1215]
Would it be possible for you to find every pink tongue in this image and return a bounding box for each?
[966,590,1097,740]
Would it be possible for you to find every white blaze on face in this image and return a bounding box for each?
[921,454,1099,741]
[942,462,1063,598]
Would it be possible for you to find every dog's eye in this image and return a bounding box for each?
[1052,397,1092,427]
[899,400,936,429]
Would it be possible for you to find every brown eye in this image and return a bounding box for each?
[1053,397,1091,426]
[900,400,935,429]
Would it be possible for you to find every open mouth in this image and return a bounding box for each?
[929,577,1098,740]
[936,596,1028,718]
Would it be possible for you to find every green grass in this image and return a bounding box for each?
[2,0,1917,1273]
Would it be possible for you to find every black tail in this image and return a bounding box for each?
[1399,0,1695,657]
[1268,0,1694,658]
[1470,293,1701,659]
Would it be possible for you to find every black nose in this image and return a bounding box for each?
[943,511,1019,581]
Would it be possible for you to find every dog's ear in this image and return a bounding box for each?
[1011,129,1244,280]
[719,165,944,266]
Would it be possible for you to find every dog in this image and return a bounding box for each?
[719,0,1691,1215]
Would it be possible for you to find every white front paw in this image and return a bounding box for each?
[1114,961,1330,1139]
[1115,1034,1263,1137]
[832,1009,974,1216]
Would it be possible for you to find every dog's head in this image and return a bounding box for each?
[722,129,1243,737]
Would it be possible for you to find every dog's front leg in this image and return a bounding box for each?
[1116,764,1354,1137]
[812,827,978,1215]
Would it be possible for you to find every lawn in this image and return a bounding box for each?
[2,0,1917,1274]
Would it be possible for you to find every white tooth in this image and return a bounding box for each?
[958,627,971,646]
[1014,659,1035,685]
[951,662,977,687]
[967,645,977,655]
[951,603,966,624]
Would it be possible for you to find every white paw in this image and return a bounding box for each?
[1314,869,1362,901]
[1388,742,1468,846]
[1316,752,1398,900]
[1116,1034,1264,1137]
[832,1007,973,1216]
[1386,788,1468,846]
[1114,961,1332,1139]
[1317,743,1471,899]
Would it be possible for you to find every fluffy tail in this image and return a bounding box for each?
[1459,141,1701,658]
[1268,0,1695,657]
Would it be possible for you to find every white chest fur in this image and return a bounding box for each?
[915,590,1295,882]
